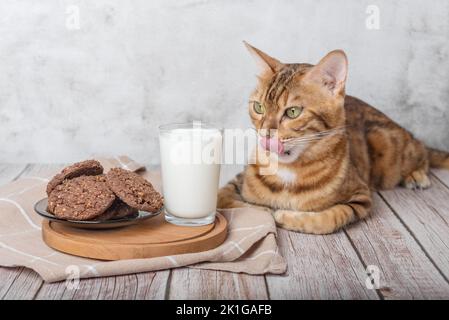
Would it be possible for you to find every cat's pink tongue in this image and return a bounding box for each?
[260,137,284,155]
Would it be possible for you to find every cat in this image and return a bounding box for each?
[217,42,449,234]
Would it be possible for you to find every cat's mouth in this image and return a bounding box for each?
[259,136,308,163]
[260,136,284,155]
[277,145,307,163]
[259,137,296,156]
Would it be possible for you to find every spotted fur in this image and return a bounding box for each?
[217,43,449,234]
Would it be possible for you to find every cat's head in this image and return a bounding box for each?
[245,42,348,163]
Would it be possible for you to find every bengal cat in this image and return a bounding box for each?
[217,42,449,234]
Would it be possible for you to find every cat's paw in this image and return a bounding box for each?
[402,169,431,190]
[272,210,285,226]
[273,209,342,234]
[273,210,312,229]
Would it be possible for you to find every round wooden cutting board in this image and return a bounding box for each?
[42,213,228,260]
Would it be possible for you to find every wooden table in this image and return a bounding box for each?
[1,163,449,299]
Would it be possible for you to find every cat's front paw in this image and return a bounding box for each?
[273,210,286,226]
[273,209,339,234]
[273,210,313,229]
[402,169,431,190]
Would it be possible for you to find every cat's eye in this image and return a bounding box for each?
[253,101,265,114]
[285,106,303,119]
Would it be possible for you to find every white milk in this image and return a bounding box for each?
[159,126,222,220]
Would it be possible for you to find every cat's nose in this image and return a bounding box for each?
[260,136,284,155]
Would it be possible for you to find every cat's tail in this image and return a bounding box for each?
[428,147,449,169]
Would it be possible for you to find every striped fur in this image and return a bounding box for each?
[217,44,449,234]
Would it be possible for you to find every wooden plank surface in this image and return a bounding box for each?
[433,168,449,188]
[265,228,378,299]
[0,267,43,300]
[36,271,170,300]
[169,268,269,299]
[0,164,28,186]
[345,193,449,299]
[2,163,449,299]
[379,175,449,284]
[18,163,66,181]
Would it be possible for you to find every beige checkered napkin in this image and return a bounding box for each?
[0,156,286,282]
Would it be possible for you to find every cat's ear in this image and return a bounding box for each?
[243,41,283,76]
[305,50,348,96]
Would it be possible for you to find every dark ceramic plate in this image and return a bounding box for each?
[34,198,162,230]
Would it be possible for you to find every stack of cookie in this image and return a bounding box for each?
[46,160,164,221]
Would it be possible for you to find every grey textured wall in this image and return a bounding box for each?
[0,0,448,164]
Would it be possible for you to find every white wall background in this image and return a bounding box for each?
[0,0,448,164]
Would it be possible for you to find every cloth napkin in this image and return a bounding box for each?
[0,156,286,282]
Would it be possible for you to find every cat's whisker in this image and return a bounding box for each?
[285,134,337,143]
[288,126,346,138]
[286,137,325,143]
[288,134,344,144]
[282,131,345,143]
[282,127,347,147]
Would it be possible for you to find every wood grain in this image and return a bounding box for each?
[0,268,42,300]
[134,271,171,299]
[2,163,449,299]
[0,164,28,186]
[169,268,268,299]
[379,175,449,283]
[18,163,67,182]
[0,267,28,299]
[35,277,73,300]
[346,193,449,299]
[265,228,378,300]
[432,168,449,188]
[36,270,170,300]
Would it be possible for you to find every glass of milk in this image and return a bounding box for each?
[159,121,222,226]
